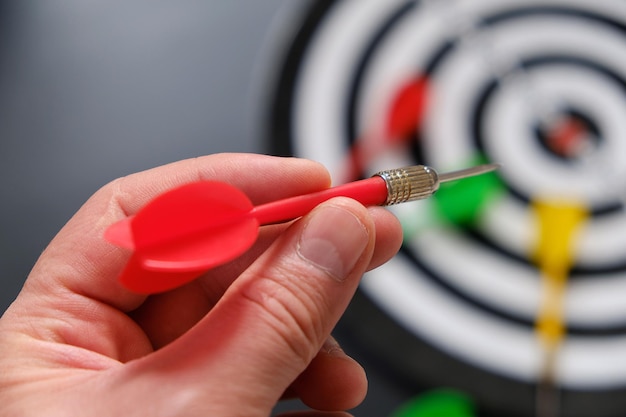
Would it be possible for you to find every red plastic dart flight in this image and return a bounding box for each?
[105,163,499,294]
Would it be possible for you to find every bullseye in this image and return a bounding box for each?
[536,111,601,161]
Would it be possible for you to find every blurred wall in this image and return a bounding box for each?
[0,1,290,312]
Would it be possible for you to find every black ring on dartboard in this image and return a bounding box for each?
[267,1,626,416]
[345,0,416,145]
[268,0,339,157]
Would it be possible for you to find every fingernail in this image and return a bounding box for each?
[297,205,369,281]
[322,336,344,356]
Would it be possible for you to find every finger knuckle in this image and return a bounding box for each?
[238,262,329,366]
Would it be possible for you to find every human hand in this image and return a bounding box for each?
[0,153,403,417]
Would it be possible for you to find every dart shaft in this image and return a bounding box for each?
[250,176,389,225]
[250,163,498,225]
[251,165,436,225]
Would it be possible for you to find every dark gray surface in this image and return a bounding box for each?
[0,1,287,312]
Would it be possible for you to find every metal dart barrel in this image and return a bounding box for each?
[374,163,500,205]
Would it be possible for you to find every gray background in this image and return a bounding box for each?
[0,2,406,415]
[0,1,283,311]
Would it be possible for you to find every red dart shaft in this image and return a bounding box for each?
[250,176,388,225]
[249,163,456,225]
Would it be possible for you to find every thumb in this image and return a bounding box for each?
[119,198,374,416]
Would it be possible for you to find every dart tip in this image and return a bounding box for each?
[474,162,501,176]
[438,162,501,184]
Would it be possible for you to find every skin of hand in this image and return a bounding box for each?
[0,153,403,417]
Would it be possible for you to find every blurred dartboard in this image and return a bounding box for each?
[266,1,626,416]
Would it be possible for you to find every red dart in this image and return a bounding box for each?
[105,163,498,294]
[385,75,429,141]
[343,75,429,182]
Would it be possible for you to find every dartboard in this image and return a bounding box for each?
[266,1,626,416]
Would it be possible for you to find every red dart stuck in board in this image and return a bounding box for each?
[105,163,499,294]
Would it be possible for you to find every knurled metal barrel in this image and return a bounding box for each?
[374,165,439,205]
